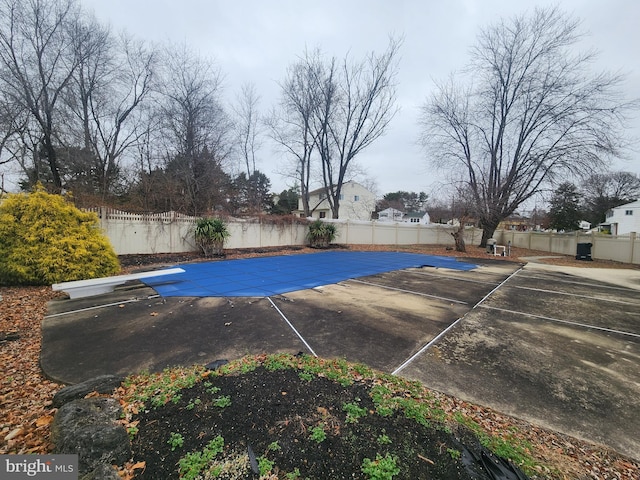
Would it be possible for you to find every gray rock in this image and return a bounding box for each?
[81,463,122,480]
[205,358,229,371]
[52,374,124,408]
[51,397,131,476]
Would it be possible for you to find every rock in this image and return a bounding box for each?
[205,359,229,370]
[81,463,122,480]
[4,427,23,441]
[0,331,20,342]
[51,397,131,476]
[52,374,124,408]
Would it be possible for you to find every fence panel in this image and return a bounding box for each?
[496,229,638,264]
[89,209,637,265]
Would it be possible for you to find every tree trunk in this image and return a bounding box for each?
[43,136,63,190]
[480,220,499,247]
[451,225,466,252]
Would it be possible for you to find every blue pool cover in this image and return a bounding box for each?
[143,251,477,298]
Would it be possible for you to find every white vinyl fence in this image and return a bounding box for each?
[323,218,483,246]
[89,208,639,265]
[88,208,480,255]
[88,208,308,255]
[495,229,640,265]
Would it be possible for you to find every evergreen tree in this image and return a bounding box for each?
[272,187,300,215]
[548,183,582,231]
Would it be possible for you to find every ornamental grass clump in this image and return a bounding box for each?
[0,185,120,286]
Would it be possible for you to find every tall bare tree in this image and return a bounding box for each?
[268,49,325,216]
[272,40,399,218]
[420,7,635,246]
[64,27,156,201]
[0,0,84,190]
[155,44,233,215]
[0,92,26,167]
[233,82,262,177]
[315,38,401,218]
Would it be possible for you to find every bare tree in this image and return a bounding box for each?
[65,26,156,201]
[233,82,262,176]
[0,0,85,190]
[155,44,233,215]
[581,171,640,225]
[314,38,401,218]
[420,7,636,246]
[268,49,325,216]
[0,92,26,166]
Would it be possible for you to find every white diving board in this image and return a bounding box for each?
[52,268,185,299]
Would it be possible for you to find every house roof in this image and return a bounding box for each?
[612,200,640,209]
[404,211,428,218]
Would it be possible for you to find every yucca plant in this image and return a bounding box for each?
[195,218,230,257]
[307,219,337,248]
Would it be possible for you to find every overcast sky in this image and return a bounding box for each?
[82,0,640,200]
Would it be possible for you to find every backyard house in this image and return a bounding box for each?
[295,181,375,221]
[497,213,532,231]
[601,200,640,235]
[403,211,430,224]
[377,207,404,222]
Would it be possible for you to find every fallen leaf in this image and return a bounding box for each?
[150,312,158,316]
[35,415,53,427]
[131,461,146,470]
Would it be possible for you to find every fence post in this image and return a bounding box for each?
[630,232,637,264]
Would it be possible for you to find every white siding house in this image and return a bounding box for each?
[403,211,430,225]
[602,200,640,235]
[295,181,375,221]
[377,207,404,222]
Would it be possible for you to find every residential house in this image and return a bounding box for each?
[377,207,404,222]
[295,181,375,221]
[601,200,640,235]
[403,211,430,225]
[447,218,479,227]
[497,213,532,231]
[578,220,592,230]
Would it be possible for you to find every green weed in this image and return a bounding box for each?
[212,395,232,408]
[167,432,184,451]
[178,436,224,480]
[124,365,204,409]
[285,467,302,479]
[126,425,139,440]
[361,453,400,480]
[267,441,281,452]
[258,456,275,476]
[206,385,221,395]
[186,398,202,410]
[343,400,368,423]
[264,354,296,371]
[309,425,327,443]
[447,448,461,460]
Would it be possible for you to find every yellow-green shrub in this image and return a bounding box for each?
[0,186,120,285]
